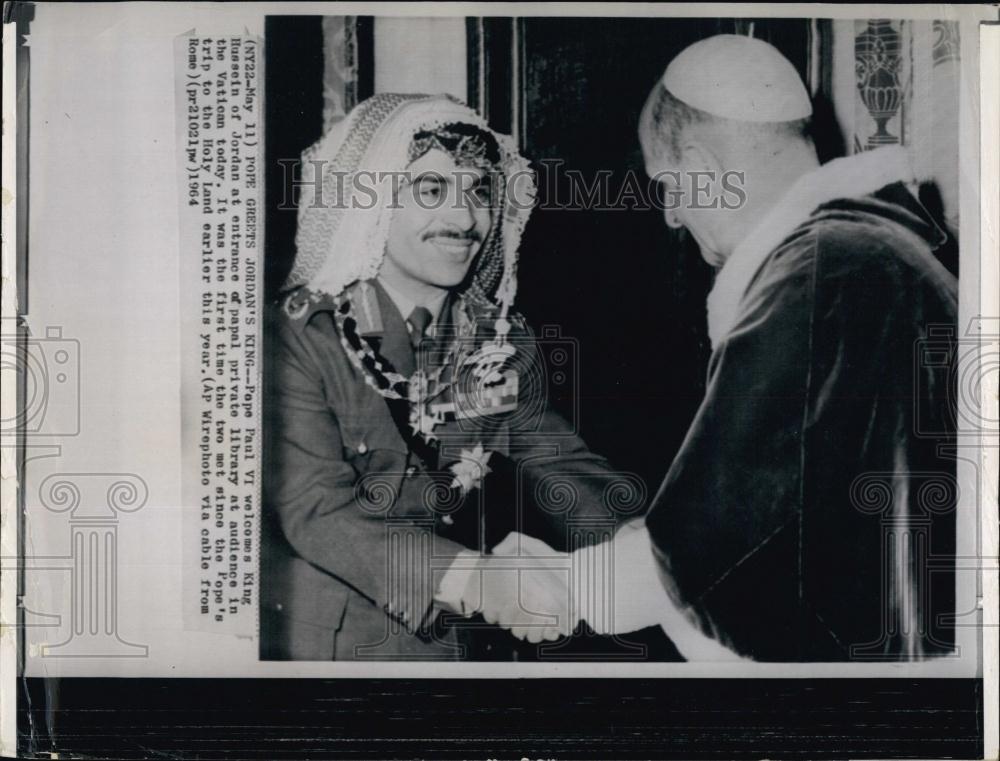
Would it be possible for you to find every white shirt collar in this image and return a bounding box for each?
[706,146,917,349]
[376,276,449,334]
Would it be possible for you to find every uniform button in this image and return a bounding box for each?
[405,466,417,478]
[442,515,454,526]
[275,603,283,612]
[357,441,368,454]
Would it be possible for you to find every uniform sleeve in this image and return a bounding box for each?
[505,323,638,551]
[267,312,466,634]
[643,236,815,659]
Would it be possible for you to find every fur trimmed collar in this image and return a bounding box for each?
[706,146,917,348]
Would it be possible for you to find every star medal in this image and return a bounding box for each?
[449,443,493,496]
[407,369,445,442]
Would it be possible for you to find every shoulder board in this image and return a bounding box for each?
[280,286,339,324]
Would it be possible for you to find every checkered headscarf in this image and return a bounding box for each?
[286,93,535,314]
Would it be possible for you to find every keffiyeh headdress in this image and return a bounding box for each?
[286,93,536,316]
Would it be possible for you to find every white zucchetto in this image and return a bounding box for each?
[662,34,813,123]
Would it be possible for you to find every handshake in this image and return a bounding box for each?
[452,532,576,644]
[438,522,662,643]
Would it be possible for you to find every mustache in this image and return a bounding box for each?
[422,229,483,243]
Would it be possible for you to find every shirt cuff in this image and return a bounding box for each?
[571,522,742,660]
[619,524,743,661]
[571,520,664,634]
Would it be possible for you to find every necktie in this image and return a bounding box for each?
[407,306,433,349]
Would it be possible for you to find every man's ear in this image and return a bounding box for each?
[679,140,722,176]
[678,140,724,213]
[662,206,684,230]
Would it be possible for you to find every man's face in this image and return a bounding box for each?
[381,148,493,295]
[647,155,730,269]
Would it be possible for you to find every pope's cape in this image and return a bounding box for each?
[644,147,958,661]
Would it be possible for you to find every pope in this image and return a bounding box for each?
[506,34,959,662]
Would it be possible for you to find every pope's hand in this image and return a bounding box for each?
[561,522,745,660]
[487,527,743,661]
[489,524,663,637]
[460,532,573,643]
[567,520,663,635]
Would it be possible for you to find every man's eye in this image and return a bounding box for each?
[466,185,492,207]
[418,184,441,199]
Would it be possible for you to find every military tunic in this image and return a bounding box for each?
[262,280,624,660]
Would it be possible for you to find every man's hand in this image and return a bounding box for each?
[460,532,574,643]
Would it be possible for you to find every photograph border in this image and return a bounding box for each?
[2,2,996,758]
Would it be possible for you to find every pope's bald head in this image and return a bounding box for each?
[640,34,813,169]
[639,34,820,265]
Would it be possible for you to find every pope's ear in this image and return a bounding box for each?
[679,141,722,176]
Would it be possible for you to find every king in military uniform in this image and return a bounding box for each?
[262,93,632,661]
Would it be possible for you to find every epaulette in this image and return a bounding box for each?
[280,287,338,325]
[281,289,312,321]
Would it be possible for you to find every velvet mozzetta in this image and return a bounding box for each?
[645,167,958,661]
